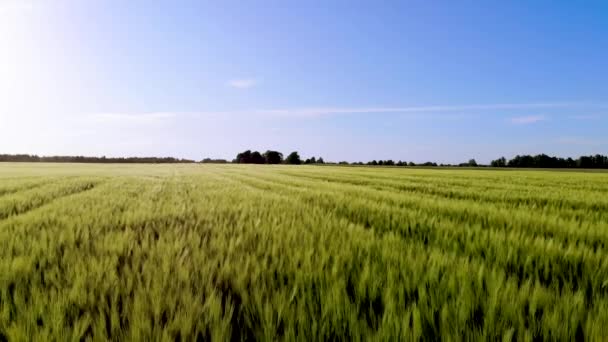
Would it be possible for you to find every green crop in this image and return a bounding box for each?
[1,163,608,340]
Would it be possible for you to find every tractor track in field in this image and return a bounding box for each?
[0,178,66,199]
[0,180,103,222]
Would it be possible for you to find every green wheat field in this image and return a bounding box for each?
[1,163,608,340]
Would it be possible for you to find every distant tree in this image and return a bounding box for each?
[317,157,325,164]
[285,151,302,165]
[385,160,395,166]
[508,155,534,167]
[338,161,349,165]
[304,157,317,164]
[263,150,283,164]
[201,158,228,163]
[591,154,608,168]
[235,150,265,164]
[408,162,416,166]
[235,150,252,163]
[490,157,507,167]
[250,151,265,164]
[578,156,593,168]
[468,159,478,167]
[566,157,576,168]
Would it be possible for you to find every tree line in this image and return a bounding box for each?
[233,150,325,165]
[0,154,195,164]
[232,150,446,166]
[1,152,607,169]
[490,154,608,169]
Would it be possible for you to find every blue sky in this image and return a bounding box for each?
[1,0,606,163]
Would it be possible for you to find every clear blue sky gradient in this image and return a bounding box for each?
[1,0,607,163]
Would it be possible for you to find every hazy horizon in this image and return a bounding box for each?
[1,1,607,164]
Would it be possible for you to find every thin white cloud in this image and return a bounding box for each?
[86,102,608,122]
[201,102,601,118]
[253,103,572,117]
[509,115,546,125]
[227,79,257,89]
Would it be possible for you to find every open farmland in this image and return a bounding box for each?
[1,163,608,340]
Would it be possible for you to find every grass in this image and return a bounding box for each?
[1,163,608,340]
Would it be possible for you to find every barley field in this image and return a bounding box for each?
[1,163,608,340]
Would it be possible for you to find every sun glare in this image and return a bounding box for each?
[1,1,48,116]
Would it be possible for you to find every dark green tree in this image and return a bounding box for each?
[285,152,302,165]
[263,150,283,164]
[235,150,252,163]
[235,150,265,164]
[490,157,506,167]
[250,151,265,164]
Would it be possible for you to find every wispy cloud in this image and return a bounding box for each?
[86,102,608,122]
[182,102,577,118]
[206,102,601,118]
[227,79,257,89]
[509,115,546,125]
[255,103,576,117]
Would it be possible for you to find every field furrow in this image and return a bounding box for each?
[0,178,102,221]
[0,178,63,198]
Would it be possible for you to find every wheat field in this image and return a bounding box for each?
[1,163,608,340]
